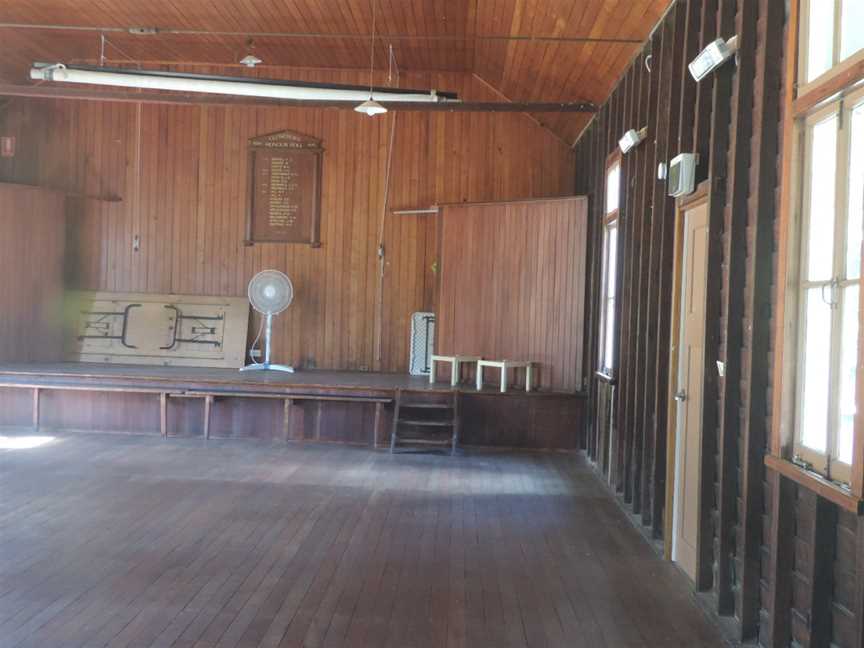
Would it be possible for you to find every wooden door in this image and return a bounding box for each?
[672,201,709,582]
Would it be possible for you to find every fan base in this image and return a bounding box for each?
[240,363,295,373]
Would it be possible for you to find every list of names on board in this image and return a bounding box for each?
[247,130,323,245]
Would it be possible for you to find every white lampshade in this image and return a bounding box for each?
[354,98,388,116]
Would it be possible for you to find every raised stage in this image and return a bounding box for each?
[0,363,585,450]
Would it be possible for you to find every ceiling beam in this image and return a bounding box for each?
[0,84,596,112]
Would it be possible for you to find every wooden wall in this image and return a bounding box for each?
[436,197,587,392]
[0,183,66,362]
[0,66,575,373]
[572,1,864,647]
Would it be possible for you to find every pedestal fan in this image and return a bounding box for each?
[240,270,295,373]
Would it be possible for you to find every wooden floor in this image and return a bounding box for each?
[0,434,728,648]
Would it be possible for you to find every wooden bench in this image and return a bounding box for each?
[475,360,535,393]
[429,354,481,387]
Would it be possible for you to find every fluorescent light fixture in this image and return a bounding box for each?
[354,98,387,116]
[688,36,739,81]
[30,63,453,105]
[618,127,647,154]
[239,54,262,68]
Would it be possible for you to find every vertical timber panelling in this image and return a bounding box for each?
[699,0,723,595]
[738,0,785,640]
[647,2,687,536]
[575,0,794,645]
[0,184,66,363]
[436,197,587,393]
[0,69,575,375]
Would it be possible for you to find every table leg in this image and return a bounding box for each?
[373,401,383,448]
[476,364,483,391]
[526,365,533,392]
[283,398,293,441]
[500,366,508,393]
[203,395,213,439]
[159,393,168,437]
[32,387,40,431]
[451,360,459,387]
[429,359,436,384]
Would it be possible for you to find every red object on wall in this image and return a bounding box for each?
[0,136,14,157]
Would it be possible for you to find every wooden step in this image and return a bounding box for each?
[397,419,454,427]
[400,402,453,409]
[393,437,453,446]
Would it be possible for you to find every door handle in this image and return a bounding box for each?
[674,389,687,402]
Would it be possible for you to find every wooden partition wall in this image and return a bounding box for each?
[0,67,575,374]
[0,183,66,362]
[436,197,588,393]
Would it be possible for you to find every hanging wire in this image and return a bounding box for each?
[368,0,376,97]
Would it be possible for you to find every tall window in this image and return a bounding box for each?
[598,158,621,376]
[795,91,864,483]
[789,2,864,485]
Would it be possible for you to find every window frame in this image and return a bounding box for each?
[792,90,864,485]
[798,0,864,95]
[773,0,864,507]
[597,153,622,379]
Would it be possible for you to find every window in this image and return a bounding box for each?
[800,0,864,85]
[598,158,621,376]
[794,91,864,483]
[780,0,864,488]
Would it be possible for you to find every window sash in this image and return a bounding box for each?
[793,87,864,484]
[598,218,618,375]
[799,0,864,91]
[605,162,621,215]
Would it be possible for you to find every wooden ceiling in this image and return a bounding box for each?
[0,0,671,143]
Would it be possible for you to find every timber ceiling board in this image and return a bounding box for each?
[0,0,671,142]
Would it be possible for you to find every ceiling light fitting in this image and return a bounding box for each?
[30,63,451,105]
[240,54,262,68]
[355,98,387,116]
[355,0,386,117]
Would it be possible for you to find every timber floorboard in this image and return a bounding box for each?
[0,433,729,648]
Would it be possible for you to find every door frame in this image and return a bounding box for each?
[664,183,710,572]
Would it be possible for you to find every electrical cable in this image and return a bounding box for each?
[247,315,265,365]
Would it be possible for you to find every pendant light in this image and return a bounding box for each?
[355,0,387,116]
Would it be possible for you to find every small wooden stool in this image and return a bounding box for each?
[476,360,534,393]
[429,354,481,387]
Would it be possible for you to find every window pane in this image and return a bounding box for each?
[807,0,835,82]
[841,0,864,61]
[604,297,615,370]
[848,101,864,280]
[837,285,858,465]
[806,114,838,281]
[602,223,618,371]
[800,288,833,453]
[607,225,618,298]
[606,164,620,214]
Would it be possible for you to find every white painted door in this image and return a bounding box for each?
[672,201,709,583]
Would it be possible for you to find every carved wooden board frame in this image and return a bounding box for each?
[245,129,323,247]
